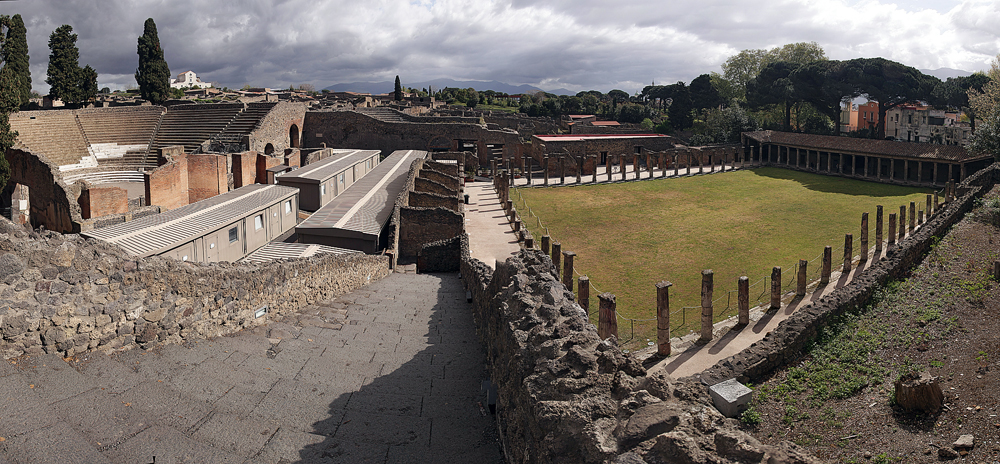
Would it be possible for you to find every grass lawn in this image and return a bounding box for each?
[513,167,933,342]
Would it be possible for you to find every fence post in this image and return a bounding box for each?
[888,213,897,247]
[909,201,916,233]
[859,212,869,263]
[899,206,906,240]
[926,194,932,220]
[579,276,590,312]
[875,205,884,256]
[821,246,832,284]
[513,217,521,233]
[543,155,549,186]
[699,270,714,344]
[843,234,853,273]
[656,281,672,356]
[796,259,808,296]
[562,251,575,291]
[934,191,939,213]
[551,242,562,276]
[598,293,618,341]
[738,276,750,326]
[770,266,781,310]
[541,235,551,255]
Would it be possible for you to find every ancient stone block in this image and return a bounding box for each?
[709,378,753,418]
[894,371,943,413]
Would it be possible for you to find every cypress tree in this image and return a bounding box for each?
[394,75,402,101]
[1,14,31,108]
[0,16,18,191]
[46,25,82,103]
[135,18,170,104]
[78,64,98,103]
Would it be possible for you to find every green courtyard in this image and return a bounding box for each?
[513,167,933,342]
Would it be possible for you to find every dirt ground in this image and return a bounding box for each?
[744,185,1000,463]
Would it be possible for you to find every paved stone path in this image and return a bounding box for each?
[463,181,520,269]
[0,273,501,464]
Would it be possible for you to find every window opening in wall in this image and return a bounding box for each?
[229,226,239,243]
[254,214,264,230]
[634,146,642,154]
[284,200,292,214]
[339,173,345,186]
[321,184,326,195]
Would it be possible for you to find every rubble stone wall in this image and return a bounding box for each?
[249,101,307,155]
[4,148,82,233]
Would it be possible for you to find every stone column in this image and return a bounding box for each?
[699,270,714,344]
[607,158,612,182]
[875,206,884,256]
[513,217,521,233]
[821,246,832,284]
[926,195,932,219]
[562,251,575,291]
[859,213,869,263]
[843,234,853,273]
[909,202,916,233]
[633,155,639,180]
[526,156,532,186]
[934,192,939,213]
[592,155,598,183]
[597,293,618,341]
[576,157,583,184]
[656,281,672,356]
[559,156,566,185]
[541,235,550,255]
[737,276,750,326]
[770,267,781,310]
[621,155,627,181]
[543,155,549,186]
[579,276,590,312]
[551,242,562,276]
[888,214,897,247]
[796,259,808,296]
[525,236,534,249]
[899,206,906,240]
[699,153,704,174]
[919,209,924,225]
[674,154,679,177]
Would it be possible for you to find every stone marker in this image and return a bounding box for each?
[524,236,534,249]
[770,266,781,310]
[579,276,590,312]
[551,242,562,276]
[597,293,618,341]
[656,281,672,356]
[820,246,832,284]
[737,276,750,326]
[699,270,713,344]
[562,251,575,291]
[953,434,975,452]
[859,212,869,263]
[796,259,807,296]
[709,379,753,418]
[843,234,853,273]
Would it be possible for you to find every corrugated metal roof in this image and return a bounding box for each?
[83,184,298,257]
[297,150,426,238]
[277,149,380,184]
[241,242,360,263]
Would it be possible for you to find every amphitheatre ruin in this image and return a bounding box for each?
[1,93,998,463]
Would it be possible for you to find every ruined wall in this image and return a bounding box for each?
[416,235,462,272]
[232,151,258,188]
[408,191,460,211]
[419,168,458,189]
[78,185,128,219]
[459,246,819,463]
[256,154,284,184]
[698,162,1000,386]
[0,219,391,359]
[249,101,307,155]
[144,155,189,210]
[4,148,83,233]
[186,154,228,203]
[414,177,456,197]
[423,159,460,177]
[397,207,463,262]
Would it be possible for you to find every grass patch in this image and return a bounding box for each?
[514,167,932,337]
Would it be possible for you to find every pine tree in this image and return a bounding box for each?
[1,14,31,108]
[394,75,402,101]
[46,25,82,103]
[135,18,170,104]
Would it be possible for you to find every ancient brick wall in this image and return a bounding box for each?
[0,219,391,360]
[78,185,128,219]
[4,148,83,233]
[232,151,258,188]
[144,155,189,210]
[408,191,460,211]
[186,154,228,203]
[423,160,459,177]
[283,148,301,168]
[418,168,459,190]
[256,154,284,184]
[414,177,456,197]
[397,207,463,261]
[249,101,307,154]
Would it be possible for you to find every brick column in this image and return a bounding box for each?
[597,293,618,341]
[526,156,532,185]
[541,235,550,255]
[551,241,561,276]
[859,212,869,263]
[796,259,808,296]
[770,267,781,310]
[821,246,832,284]
[699,270,713,344]
[843,234,853,272]
[737,276,749,326]
[579,276,590,312]
[656,281,672,356]
[633,155,639,180]
[933,192,939,214]
[888,213,897,247]
[875,206,883,256]
[562,251,575,291]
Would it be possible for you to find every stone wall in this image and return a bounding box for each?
[249,101,307,155]
[232,151,258,188]
[398,207,464,262]
[0,218,391,359]
[186,154,228,203]
[408,191,460,211]
[78,185,128,219]
[458,245,819,463]
[698,162,1000,386]
[414,177,456,197]
[416,235,462,272]
[255,153,284,184]
[4,148,82,233]
[144,155,189,210]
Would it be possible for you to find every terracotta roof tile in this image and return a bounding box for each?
[743,131,985,162]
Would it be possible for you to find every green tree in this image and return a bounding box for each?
[690,74,722,110]
[466,88,479,108]
[665,81,693,130]
[608,89,629,108]
[746,62,798,130]
[844,57,938,139]
[1,15,30,108]
[135,18,171,104]
[46,25,82,102]
[394,75,402,101]
[792,60,855,136]
[78,64,98,103]
[721,42,826,101]
[0,16,19,190]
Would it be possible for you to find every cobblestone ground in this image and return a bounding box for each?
[0,272,502,464]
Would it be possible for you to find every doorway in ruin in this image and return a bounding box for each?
[264,143,275,155]
[289,124,300,148]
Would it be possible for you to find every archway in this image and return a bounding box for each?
[289,124,300,148]
[264,143,275,155]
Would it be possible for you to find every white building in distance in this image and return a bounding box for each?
[170,71,213,89]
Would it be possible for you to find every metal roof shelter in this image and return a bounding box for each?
[242,242,360,263]
[83,184,299,262]
[296,149,427,253]
[276,149,381,211]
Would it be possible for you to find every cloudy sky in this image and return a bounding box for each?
[2,0,999,94]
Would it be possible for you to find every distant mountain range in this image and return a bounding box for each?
[920,67,974,80]
[323,78,574,96]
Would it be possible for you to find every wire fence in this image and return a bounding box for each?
[508,182,945,347]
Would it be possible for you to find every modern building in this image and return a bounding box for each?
[275,149,381,211]
[83,184,299,262]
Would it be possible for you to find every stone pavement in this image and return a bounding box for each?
[463,181,520,269]
[0,273,501,464]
